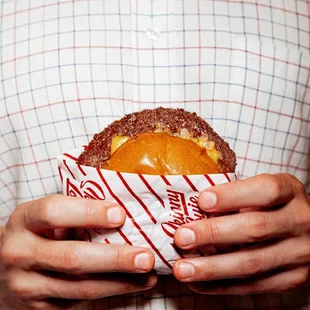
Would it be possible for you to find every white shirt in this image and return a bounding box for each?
[1,0,310,309]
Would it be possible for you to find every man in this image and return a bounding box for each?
[0,0,310,309]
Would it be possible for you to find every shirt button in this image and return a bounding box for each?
[145,27,161,41]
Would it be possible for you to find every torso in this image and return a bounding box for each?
[1,0,310,308]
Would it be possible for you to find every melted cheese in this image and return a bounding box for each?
[110,132,220,165]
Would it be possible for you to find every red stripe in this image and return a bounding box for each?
[58,166,63,184]
[2,46,310,72]
[104,238,110,244]
[287,69,310,165]
[1,1,72,18]
[139,175,165,208]
[161,175,171,186]
[183,175,198,192]
[12,0,47,196]
[63,153,78,162]
[204,174,215,186]
[72,0,88,144]
[0,179,15,197]
[84,229,92,242]
[170,243,185,259]
[237,156,310,170]
[63,160,76,180]
[241,41,262,175]
[0,159,51,174]
[117,172,157,224]
[1,97,309,125]
[97,168,172,269]
[77,164,86,176]
[223,173,231,182]
[2,1,308,20]
[117,228,133,246]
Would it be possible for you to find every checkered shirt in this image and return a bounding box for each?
[1,0,310,309]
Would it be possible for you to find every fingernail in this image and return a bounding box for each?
[199,192,217,210]
[178,262,195,279]
[135,252,152,271]
[107,206,123,224]
[178,228,196,247]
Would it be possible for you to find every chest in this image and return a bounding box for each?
[0,0,309,182]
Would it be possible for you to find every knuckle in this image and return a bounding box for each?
[0,242,11,265]
[275,173,306,200]
[201,261,216,280]
[77,281,97,299]
[1,241,24,266]
[8,277,31,299]
[282,174,304,192]
[207,223,222,244]
[84,199,96,222]
[241,255,261,276]
[6,204,26,229]
[297,207,310,233]
[294,179,306,194]
[61,246,83,274]
[113,247,126,272]
[285,174,306,202]
[245,214,268,241]
[37,195,60,227]
[262,174,282,200]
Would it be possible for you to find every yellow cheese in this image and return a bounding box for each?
[111,136,130,154]
[207,149,220,165]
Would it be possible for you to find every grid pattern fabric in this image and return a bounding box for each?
[0,0,310,309]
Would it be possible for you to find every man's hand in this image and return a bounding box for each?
[0,195,156,309]
[173,173,310,294]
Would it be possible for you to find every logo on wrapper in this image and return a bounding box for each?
[161,189,206,238]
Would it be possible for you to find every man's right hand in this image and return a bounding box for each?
[0,195,157,310]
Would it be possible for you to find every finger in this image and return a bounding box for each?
[49,272,158,300]
[1,234,155,274]
[173,236,310,282]
[7,269,157,300]
[198,173,303,212]
[22,195,126,231]
[33,240,155,274]
[189,266,309,295]
[29,299,80,310]
[174,209,293,249]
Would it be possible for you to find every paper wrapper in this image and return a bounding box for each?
[57,148,238,274]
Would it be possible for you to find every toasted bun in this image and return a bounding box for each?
[77,107,237,174]
[102,132,219,175]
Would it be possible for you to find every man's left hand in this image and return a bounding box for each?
[173,173,310,294]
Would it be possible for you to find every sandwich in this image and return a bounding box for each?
[77,107,236,175]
